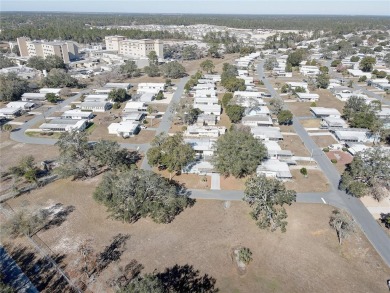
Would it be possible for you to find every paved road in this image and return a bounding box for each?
[141,77,189,170]
[0,246,39,293]
[258,59,390,267]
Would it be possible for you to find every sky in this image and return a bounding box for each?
[1,0,390,15]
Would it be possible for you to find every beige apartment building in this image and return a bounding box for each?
[104,36,163,58]
[17,37,79,63]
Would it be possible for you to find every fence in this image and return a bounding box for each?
[0,202,84,292]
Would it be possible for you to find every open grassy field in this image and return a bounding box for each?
[3,177,390,293]
[310,135,338,148]
[0,133,59,174]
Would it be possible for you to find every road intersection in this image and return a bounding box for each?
[7,61,390,267]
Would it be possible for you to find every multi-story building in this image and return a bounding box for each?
[17,37,78,63]
[104,36,163,58]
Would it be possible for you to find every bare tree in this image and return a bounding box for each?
[329,209,355,245]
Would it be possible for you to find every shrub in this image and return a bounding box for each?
[310,102,317,107]
[331,159,337,164]
[323,147,330,152]
[238,247,253,265]
[300,167,308,177]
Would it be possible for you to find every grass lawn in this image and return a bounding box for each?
[300,119,321,128]
[3,177,389,293]
[220,175,247,190]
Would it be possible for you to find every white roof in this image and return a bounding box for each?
[0,107,20,115]
[257,159,292,178]
[108,121,139,133]
[62,109,94,118]
[138,82,165,88]
[296,93,319,99]
[39,88,61,94]
[310,107,341,116]
[6,101,34,108]
[124,101,145,110]
[22,93,46,98]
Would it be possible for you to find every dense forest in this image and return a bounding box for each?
[0,12,389,43]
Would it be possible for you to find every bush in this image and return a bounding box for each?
[143,119,149,124]
[331,159,337,164]
[323,147,330,152]
[310,102,317,107]
[112,102,121,109]
[181,125,187,131]
[238,247,253,265]
[342,147,348,152]
[358,75,367,82]
[300,167,308,177]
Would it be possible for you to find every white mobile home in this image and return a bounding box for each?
[108,121,139,138]
[61,109,94,120]
[80,101,111,112]
[296,93,319,102]
[40,119,88,132]
[310,107,341,118]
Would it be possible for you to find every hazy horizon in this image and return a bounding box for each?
[1,1,390,16]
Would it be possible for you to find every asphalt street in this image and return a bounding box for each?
[257,59,390,267]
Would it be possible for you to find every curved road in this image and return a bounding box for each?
[257,59,390,267]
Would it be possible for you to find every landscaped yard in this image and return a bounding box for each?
[153,167,211,190]
[3,177,389,293]
[325,150,353,174]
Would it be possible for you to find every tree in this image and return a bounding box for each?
[0,55,16,69]
[350,56,360,62]
[8,155,39,184]
[148,50,158,65]
[147,132,195,180]
[200,59,215,74]
[329,209,354,245]
[119,275,164,293]
[222,93,233,108]
[45,92,58,103]
[238,247,253,265]
[212,130,267,178]
[340,147,390,200]
[277,110,293,125]
[44,55,66,71]
[285,62,292,72]
[12,44,20,56]
[244,175,296,232]
[93,170,192,223]
[27,56,46,71]
[120,60,141,78]
[2,209,48,237]
[286,49,307,66]
[144,64,160,77]
[358,75,367,82]
[319,66,329,74]
[300,167,308,177]
[383,53,390,67]
[342,96,367,121]
[269,97,285,115]
[109,88,128,103]
[330,60,341,67]
[2,124,12,132]
[182,45,199,60]
[93,140,140,171]
[156,90,164,100]
[160,61,186,78]
[207,43,221,58]
[222,77,246,92]
[0,73,29,101]
[55,130,96,179]
[226,105,245,123]
[359,56,376,72]
[380,213,390,229]
[43,69,79,88]
[316,73,330,89]
[264,57,277,70]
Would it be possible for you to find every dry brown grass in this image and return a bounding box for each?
[285,169,330,193]
[0,133,59,174]
[300,119,321,128]
[311,135,338,148]
[182,54,240,75]
[4,178,390,293]
[325,151,353,174]
[280,135,310,157]
[153,167,211,190]
[220,175,247,190]
[278,125,296,133]
[286,102,312,117]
